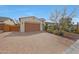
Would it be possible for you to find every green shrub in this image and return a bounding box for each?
[53,30,59,35]
[58,31,64,36]
[44,23,48,31]
[48,29,64,36]
[47,24,64,36]
[47,28,53,33]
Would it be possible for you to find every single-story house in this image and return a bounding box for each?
[19,16,45,32]
[45,22,54,26]
[0,17,15,26]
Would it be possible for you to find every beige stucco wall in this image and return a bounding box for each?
[4,19,15,25]
[22,18,41,23]
[20,19,25,32]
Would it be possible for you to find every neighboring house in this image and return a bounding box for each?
[0,17,15,25]
[45,22,54,27]
[19,16,45,32]
[0,17,16,31]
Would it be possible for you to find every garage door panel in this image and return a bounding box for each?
[25,23,40,32]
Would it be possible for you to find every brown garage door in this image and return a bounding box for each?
[25,23,40,32]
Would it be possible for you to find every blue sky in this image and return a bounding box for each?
[0,5,79,24]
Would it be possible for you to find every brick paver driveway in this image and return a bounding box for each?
[0,32,74,53]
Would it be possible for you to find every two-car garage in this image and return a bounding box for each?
[25,22,40,32]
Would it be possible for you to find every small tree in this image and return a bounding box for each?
[49,6,77,35]
[49,9,61,31]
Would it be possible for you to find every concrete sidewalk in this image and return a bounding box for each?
[64,40,79,54]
